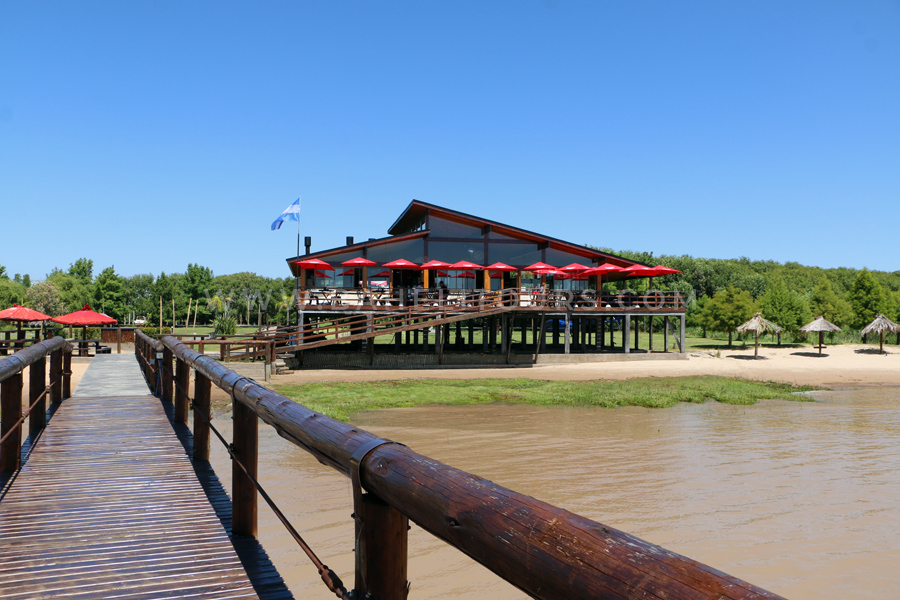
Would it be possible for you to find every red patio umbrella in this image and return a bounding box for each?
[0,304,52,345]
[338,269,355,276]
[524,262,555,272]
[340,257,377,267]
[0,304,52,322]
[371,270,390,277]
[52,304,117,327]
[583,263,625,292]
[558,262,590,273]
[382,259,420,292]
[448,260,482,270]
[419,260,452,270]
[295,258,334,270]
[52,304,117,348]
[382,259,419,269]
[652,265,682,275]
[484,261,517,290]
[340,257,377,289]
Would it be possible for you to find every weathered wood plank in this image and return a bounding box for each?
[0,394,264,599]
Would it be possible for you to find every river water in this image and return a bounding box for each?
[208,387,900,599]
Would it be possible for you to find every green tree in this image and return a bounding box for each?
[808,277,852,327]
[24,281,67,317]
[94,266,124,319]
[68,258,94,284]
[697,286,758,347]
[123,274,155,323]
[0,278,26,309]
[848,269,886,329]
[0,265,7,279]
[760,276,811,334]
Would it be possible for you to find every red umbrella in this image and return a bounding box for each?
[0,304,51,322]
[52,304,117,326]
[295,258,334,271]
[313,270,330,278]
[340,257,377,289]
[371,270,390,277]
[338,269,355,276]
[52,304,117,347]
[0,304,52,346]
[456,271,477,278]
[583,263,625,292]
[340,257,377,267]
[558,262,590,273]
[485,262,516,272]
[652,265,682,275]
[419,260,452,270]
[621,264,667,277]
[448,260,483,270]
[524,262,555,272]
[383,259,420,269]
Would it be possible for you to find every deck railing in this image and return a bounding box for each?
[0,337,73,473]
[295,286,686,311]
[135,329,785,600]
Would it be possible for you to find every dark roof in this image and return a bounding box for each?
[286,200,644,273]
[388,200,639,266]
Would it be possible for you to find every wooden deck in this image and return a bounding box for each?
[0,355,292,599]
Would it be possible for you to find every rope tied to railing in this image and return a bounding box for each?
[162,361,353,600]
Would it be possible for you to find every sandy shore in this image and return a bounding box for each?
[269,344,900,388]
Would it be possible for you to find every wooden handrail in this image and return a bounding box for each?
[1,337,73,473]
[156,333,785,600]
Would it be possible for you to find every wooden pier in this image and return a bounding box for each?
[0,348,290,599]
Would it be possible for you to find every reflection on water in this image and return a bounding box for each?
[208,387,900,599]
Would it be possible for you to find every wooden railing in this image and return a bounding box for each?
[135,332,786,600]
[269,288,519,352]
[0,337,73,473]
[294,287,687,311]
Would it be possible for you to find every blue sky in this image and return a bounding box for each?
[2,1,898,280]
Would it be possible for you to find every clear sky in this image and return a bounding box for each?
[2,1,898,280]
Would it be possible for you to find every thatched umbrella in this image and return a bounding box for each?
[736,312,783,358]
[799,316,842,355]
[860,314,900,354]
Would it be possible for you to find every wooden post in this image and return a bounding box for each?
[174,357,189,423]
[161,346,173,403]
[355,493,409,600]
[29,356,47,434]
[680,315,686,353]
[116,326,122,354]
[500,315,508,357]
[368,316,376,366]
[49,348,63,404]
[664,316,670,352]
[0,371,23,472]
[648,315,653,352]
[62,350,71,400]
[564,314,571,354]
[193,370,211,461]
[232,397,258,536]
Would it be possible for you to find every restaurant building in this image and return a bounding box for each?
[281,200,686,368]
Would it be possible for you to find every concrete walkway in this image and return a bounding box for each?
[72,354,153,397]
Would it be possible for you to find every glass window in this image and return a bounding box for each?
[487,230,523,241]
[428,216,485,239]
[545,248,597,268]
[486,243,542,268]
[427,241,485,265]
[365,238,426,265]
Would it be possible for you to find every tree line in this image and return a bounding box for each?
[0,259,297,328]
[3,252,899,339]
[595,247,900,342]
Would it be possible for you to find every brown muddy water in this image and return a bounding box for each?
[207,387,900,599]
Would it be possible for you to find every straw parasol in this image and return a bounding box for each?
[799,316,842,355]
[860,314,900,354]
[736,312,783,358]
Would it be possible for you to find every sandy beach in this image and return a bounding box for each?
[268,344,900,389]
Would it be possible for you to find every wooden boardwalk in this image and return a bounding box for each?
[0,356,291,599]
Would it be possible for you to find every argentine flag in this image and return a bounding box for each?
[271,197,301,230]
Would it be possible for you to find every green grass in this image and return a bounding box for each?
[275,376,819,422]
